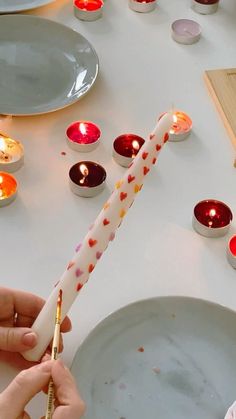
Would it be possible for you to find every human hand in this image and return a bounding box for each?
[0,359,86,419]
[0,287,72,369]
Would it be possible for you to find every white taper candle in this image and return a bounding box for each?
[23,111,173,361]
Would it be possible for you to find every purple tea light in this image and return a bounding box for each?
[171,19,201,45]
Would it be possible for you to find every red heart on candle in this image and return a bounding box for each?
[77,283,83,292]
[103,218,110,226]
[156,144,161,151]
[164,132,169,143]
[152,157,157,165]
[67,261,75,270]
[128,174,135,183]
[88,264,94,273]
[120,192,127,201]
[143,166,150,175]
[149,134,155,140]
[88,238,97,247]
[128,162,133,168]
[109,232,115,241]
[96,251,103,260]
[76,268,83,278]
[142,152,148,160]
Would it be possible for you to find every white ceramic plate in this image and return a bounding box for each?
[0,0,54,13]
[71,297,236,419]
[0,15,99,115]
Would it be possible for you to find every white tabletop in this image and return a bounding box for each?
[0,0,236,416]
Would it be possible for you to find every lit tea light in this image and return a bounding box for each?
[0,133,24,172]
[192,0,219,14]
[0,172,18,207]
[193,199,233,238]
[129,0,156,13]
[227,235,236,269]
[69,161,106,197]
[74,0,104,21]
[113,134,145,167]
[66,121,101,152]
[171,19,201,45]
[168,111,192,141]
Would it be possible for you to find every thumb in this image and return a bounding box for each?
[0,326,37,351]
[0,361,54,418]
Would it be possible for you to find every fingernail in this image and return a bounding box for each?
[22,332,37,347]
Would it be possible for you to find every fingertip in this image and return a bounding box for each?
[21,331,38,348]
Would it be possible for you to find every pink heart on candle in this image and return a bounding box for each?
[128,174,135,183]
[77,283,83,292]
[109,232,115,241]
[149,134,155,140]
[142,152,148,160]
[88,238,97,247]
[67,261,75,270]
[76,268,83,278]
[75,243,82,252]
[96,251,103,260]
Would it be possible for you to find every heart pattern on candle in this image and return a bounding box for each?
[134,184,142,193]
[96,251,103,260]
[149,134,155,140]
[76,268,83,278]
[67,261,75,270]
[88,238,97,247]
[103,202,110,210]
[128,174,135,183]
[156,144,161,151]
[143,166,150,176]
[120,209,126,218]
[152,157,157,165]
[120,192,127,201]
[88,264,94,273]
[75,243,82,252]
[115,180,124,189]
[103,218,110,226]
[109,232,115,241]
[77,283,83,292]
[164,132,169,142]
[142,151,148,160]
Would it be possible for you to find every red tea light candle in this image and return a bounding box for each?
[227,235,236,269]
[169,111,192,141]
[0,134,24,173]
[193,199,233,238]
[113,134,145,168]
[74,0,104,21]
[0,172,18,207]
[66,121,101,152]
[193,0,219,14]
[129,0,156,13]
[69,161,106,197]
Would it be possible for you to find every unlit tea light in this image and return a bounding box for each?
[193,199,233,238]
[227,235,236,269]
[74,0,104,21]
[113,134,145,167]
[172,19,201,45]
[69,161,106,197]
[66,121,101,152]
[129,0,156,13]
[0,134,24,172]
[0,172,18,207]
[193,0,219,14]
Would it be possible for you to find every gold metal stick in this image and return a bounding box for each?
[45,289,62,419]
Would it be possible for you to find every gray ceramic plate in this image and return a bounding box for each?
[0,15,99,115]
[0,0,54,13]
[71,297,236,419]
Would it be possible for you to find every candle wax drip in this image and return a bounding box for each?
[67,122,100,145]
[229,236,236,256]
[74,0,103,11]
[114,135,145,158]
[69,162,106,188]
[194,200,233,228]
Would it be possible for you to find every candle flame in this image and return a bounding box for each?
[209,209,216,217]
[0,175,3,184]
[173,114,178,123]
[79,163,89,184]
[0,137,6,152]
[132,140,140,151]
[79,123,87,136]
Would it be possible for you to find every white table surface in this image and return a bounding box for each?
[0,0,236,416]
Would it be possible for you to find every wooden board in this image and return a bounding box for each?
[204,68,236,146]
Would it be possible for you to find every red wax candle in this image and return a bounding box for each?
[74,0,104,20]
[193,199,233,238]
[193,0,219,14]
[69,161,106,197]
[229,236,236,256]
[67,121,101,152]
[0,171,18,207]
[227,235,236,269]
[129,0,156,12]
[113,134,145,167]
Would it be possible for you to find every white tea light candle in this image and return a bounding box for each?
[0,133,24,172]
[22,111,173,362]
